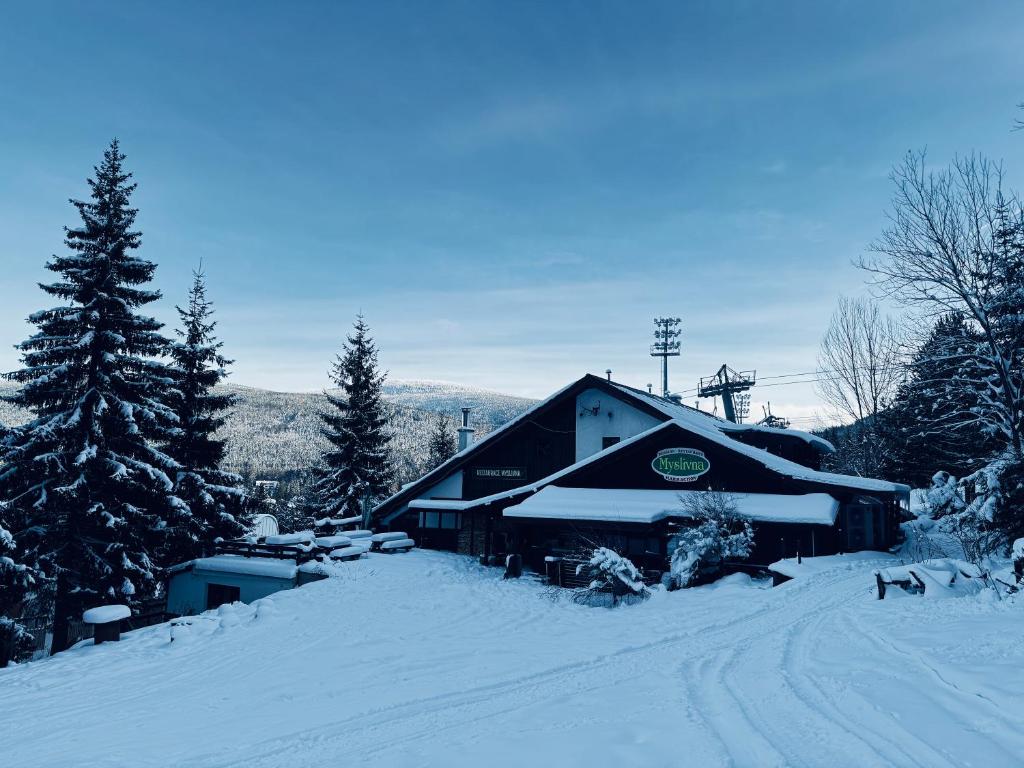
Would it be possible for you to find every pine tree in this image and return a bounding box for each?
[313,316,392,520]
[0,140,183,653]
[987,197,1024,451]
[424,412,457,472]
[0,501,36,667]
[164,270,247,562]
[881,314,993,486]
[983,197,1024,541]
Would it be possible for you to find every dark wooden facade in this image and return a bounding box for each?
[376,374,907,580]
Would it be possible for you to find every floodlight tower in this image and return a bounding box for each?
[697,364,756,423]
[650,317,681,398]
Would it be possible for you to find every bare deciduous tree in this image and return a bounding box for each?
[858,151,1024,459]
[817,296,905,426]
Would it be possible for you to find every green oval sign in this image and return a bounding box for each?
[652,448,710,483]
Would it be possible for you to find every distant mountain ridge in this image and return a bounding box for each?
[0,379,535,488]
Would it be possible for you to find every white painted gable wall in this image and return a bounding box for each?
[574,387,661,462]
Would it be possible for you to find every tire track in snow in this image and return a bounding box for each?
[781,604,959,767]
[676,571,908,768]
[195,567,879,767]
[190,593,795,767]
[830,611,1024,765]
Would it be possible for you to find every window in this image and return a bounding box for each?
[419,511,461,529]
[206,583,240,611]
[602,436,620,449]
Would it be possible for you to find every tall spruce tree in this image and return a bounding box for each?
[314,316,391,520]
[164,270,247,562]
[425,412,457,472]
[0,502,35,667]
[0,140,183,653]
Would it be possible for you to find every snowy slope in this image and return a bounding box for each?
[1,550,1021,768]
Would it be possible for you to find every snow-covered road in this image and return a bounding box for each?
[1,550,1021,767]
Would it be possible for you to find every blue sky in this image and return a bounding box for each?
[1,2,1022,424]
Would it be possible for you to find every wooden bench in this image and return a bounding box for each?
[380,538,415,553]
[370,531,409,552]
[329,545,369,561]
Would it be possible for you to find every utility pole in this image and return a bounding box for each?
[650,317,681,398]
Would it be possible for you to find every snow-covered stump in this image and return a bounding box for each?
[82,605,131,645]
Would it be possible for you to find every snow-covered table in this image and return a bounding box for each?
[82,604,132,644]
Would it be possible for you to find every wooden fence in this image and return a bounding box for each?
[18,597,169,658]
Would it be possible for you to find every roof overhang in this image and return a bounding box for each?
[502,487,840,526]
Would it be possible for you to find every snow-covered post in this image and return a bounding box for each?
[504,554,523,579]
[82,606,131,645]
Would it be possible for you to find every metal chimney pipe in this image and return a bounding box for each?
[457,407,474,451]
[605,369,612,381]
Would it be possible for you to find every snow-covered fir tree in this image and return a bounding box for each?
[313,316,392,520]
[424,412,457,472]
[982,198,1024,541]
[669,492,753,588]
[164,270,247,562]
[574,547,649,605]
[0,500,35,667]
[0,140,184,652]
[882,314,993,487]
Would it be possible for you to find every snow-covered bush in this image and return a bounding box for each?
[925,471,965,518]
[574,547,648,605]
[669,492,753,588]
[937,457,1022,563]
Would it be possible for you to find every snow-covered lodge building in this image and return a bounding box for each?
[372,374,909,580]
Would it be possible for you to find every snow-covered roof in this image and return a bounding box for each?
[609,382,835,454]
[191,556,299,580]
[502,487,840,525]
[374,373,872,523]
[457,418,907,512]
[408,498,478,511]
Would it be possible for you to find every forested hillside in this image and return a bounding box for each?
[0,380,534,490]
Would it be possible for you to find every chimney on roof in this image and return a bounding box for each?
[458,407,474,451]
[605,369,612,381]
[647,383,653,394]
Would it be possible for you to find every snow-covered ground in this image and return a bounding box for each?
[2,550,1022,768]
